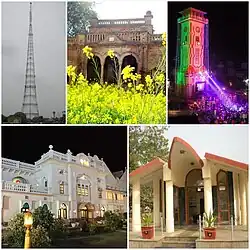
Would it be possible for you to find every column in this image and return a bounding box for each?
[165,180,174,233]
[239,173,247,225]
[153,178,160,227]
[68,165,73,218]
[202,162,213,215]
[161,179,165,227]
[132,179,141,232]
[233,172,240,225]
[101,62,104,83]
[204,177,213,215]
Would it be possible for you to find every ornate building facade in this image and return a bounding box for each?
[68,11,163,83]
[2,146,127,222]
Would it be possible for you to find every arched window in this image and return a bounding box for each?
[12,176,28,184]
[58,203,67,219]
[217,170,229,224]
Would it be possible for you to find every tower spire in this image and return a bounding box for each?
[22,2,39,119]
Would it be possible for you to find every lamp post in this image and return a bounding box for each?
[24,211,33,249]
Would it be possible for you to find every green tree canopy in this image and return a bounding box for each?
[67,1,97,37]
[129,126,169,172]
[129,126,169,210]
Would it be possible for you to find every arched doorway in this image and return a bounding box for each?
[103,56,119,84]
[58,203,67,219]
[217,170,230,224]
[121,55,138,73]
[87,56,101,82]
[185,169,204,225]
[78,204,88,219]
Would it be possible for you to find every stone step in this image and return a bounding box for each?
[164,236,197,242]
[162,241,196,248]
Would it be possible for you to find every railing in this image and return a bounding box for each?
[2,158,36,171]
[2,181,48,194]
[151,34,162,41]
[97,18,145,26]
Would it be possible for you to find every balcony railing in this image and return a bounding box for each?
[2,158,36,171]
[2,181,48,194]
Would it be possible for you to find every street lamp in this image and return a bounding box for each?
[24,211,33,249]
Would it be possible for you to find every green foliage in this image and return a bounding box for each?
[142,213,153,226]
[88,222,97,235]
[203,211,217,228]
[67,79,166,124]
[31,225,51,248]
[3,213,25,248]
[129,126,169,172]
[50,218,68,240]
[32,205,54,234]
[103,211,123,232]
[129,126,169,210]
[67,1,97,37]
[4,206,67,248]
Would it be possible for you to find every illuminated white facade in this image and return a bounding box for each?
[2,145,127,222]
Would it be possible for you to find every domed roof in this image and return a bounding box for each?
[146,10,152,15]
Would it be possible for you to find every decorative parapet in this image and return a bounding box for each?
[2,181,48,194]
[97,18,146,26]
[34,146,106,173]
[2,158,36,171]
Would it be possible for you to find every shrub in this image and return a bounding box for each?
[50,218,68,240]
[31,225,51,248]
[88,222,97,235]
[103,211,123,232]
[2,213,25,248]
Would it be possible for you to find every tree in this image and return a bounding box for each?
[129,126,169,210]
[129,126,169,172]
[67,1,97,37]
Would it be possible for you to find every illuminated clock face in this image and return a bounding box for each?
[196,27,200,33]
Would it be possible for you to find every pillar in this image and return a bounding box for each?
[153,178,160,227]
[132,179,141,232]
[233,172,240,225]
[202,162,213,215]
[68,165,73,218]
[165,180,174,233]
[101,62,104,83]
[204,177,213,215]
[239,173,247,225]
[161,179,165,227]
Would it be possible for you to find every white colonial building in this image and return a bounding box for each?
[2,145,127,222]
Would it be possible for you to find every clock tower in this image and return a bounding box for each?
[175,8,209,99]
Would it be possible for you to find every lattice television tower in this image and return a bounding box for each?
[22,2,39,119]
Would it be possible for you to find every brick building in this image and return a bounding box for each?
[68,11,164,83]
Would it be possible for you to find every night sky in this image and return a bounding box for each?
[168,1,249,69]
[2,126,127,172]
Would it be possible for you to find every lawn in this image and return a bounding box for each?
[53,230,127,248]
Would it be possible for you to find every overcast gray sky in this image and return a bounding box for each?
[167,125,249,164]
[2,2,65,118]
[93,0,167,33]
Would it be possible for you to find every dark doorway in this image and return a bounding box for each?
[200,198,204,215]
[121,55,138,73]
[87,56,101,82]
[103,56,119,83]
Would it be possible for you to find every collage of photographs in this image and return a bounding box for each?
[0,0,249,249]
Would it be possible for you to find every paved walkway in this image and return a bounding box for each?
[130,226,248,241]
